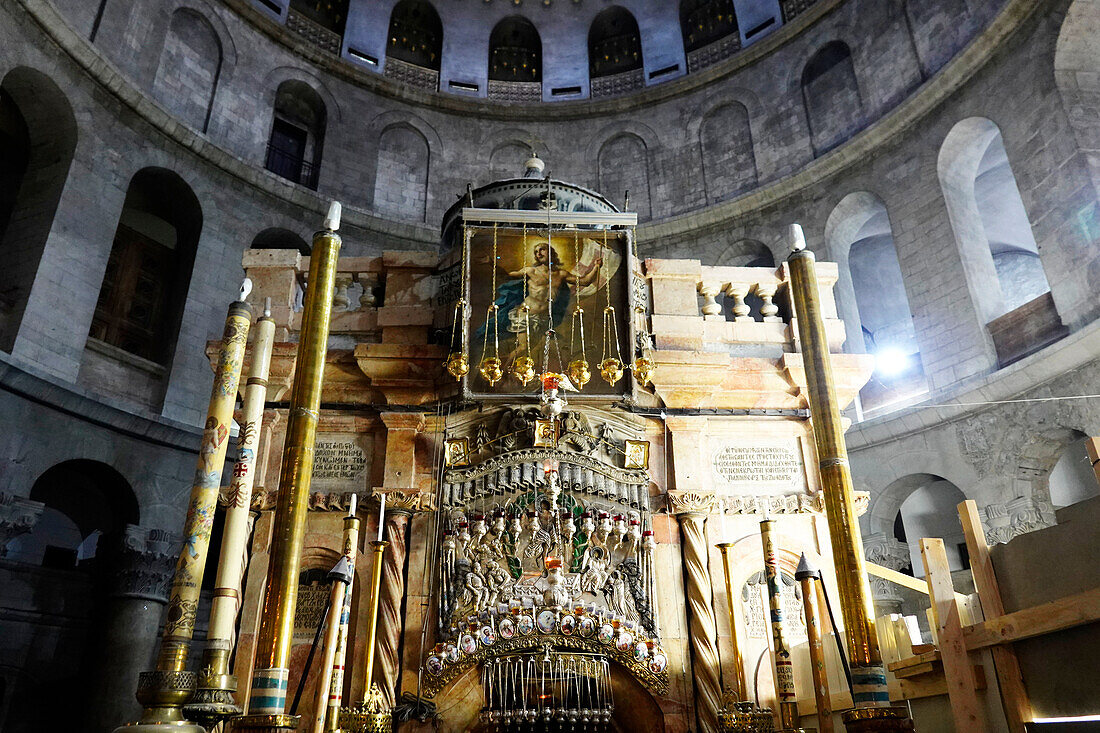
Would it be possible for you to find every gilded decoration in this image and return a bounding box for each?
[425,406,664,697]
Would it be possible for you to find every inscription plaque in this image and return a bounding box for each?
[312,438,368,487]
[711,441,804,491]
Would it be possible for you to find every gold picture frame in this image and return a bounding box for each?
[624,440,650,470]
[444,437,471,467]
[533,418,558,447]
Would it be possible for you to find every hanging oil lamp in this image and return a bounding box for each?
[631,354,654,386]
[446,297,469,380]
[600,304,624,386]
[446,224,471,380]
[567,305,590,389]
[478,224,503,386]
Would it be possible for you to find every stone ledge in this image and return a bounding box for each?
[0,350,205,454]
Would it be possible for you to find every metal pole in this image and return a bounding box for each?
[230,203,343,732]
[716,542,748,701]
[786,224,913,732]
[338,539,391,733]
[188,299,276,728]
[796,554,834,733]
[115,283,253,732]
[311,501,360,733]
[760,518,800,731]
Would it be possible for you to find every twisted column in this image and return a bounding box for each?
[376,509,409,706]
[671,491,722,733]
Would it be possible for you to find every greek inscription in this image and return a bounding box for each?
[313,439,367,481]
[712,444,802,485]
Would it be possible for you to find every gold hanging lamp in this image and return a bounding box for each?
[478,224,504,386]
[509,223,535,386]
[599,231,624,385]
[567,230,591,388]
[628,226,655,387]
[445,224,470,380]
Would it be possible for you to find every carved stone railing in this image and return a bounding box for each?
[780,0,819,22]
[243,249,436,341]
[590,68,645,99]
[487,79,542,103]
[644,258,847,352]
[286,8,342,55]
[383,56,440,91]
[686,34,742,74]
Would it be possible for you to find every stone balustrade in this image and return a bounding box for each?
[242,249,437,341]
[644,258,847,353]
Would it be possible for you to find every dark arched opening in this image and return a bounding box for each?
[801,41,862,155]
[287,0,349,54]
[589,7,643,79]
[266,80,327,190]
[252,227,311,255]
[386,0,443,70]
[489,16,542,83]
[680,0,739,53]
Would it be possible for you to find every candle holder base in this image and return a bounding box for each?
[338,684,393,733]
[841,706,914,732]
[114,670,203,732]
[719,700,776,732]
[225,713,300,732]
[183,669,241,731]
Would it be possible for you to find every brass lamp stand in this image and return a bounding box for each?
[338,538,392,733]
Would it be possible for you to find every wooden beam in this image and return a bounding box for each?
[922,538,989,732]
[962,585,1100,650]
[865,560,969,602]
[959,500,1032,731]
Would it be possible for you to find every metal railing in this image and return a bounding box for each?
[265,144,319,190]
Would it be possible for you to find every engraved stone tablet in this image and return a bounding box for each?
[711,441,805,493]
[312,437,368,488]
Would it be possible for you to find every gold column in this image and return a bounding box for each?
[796,554,834,733]
[309,499,361,733]
[188,300,277,728]
[760,519,801,732]
[669,490,723,733]
[115,285,253,732]
[786,224,913,732]
[231,203,343,732]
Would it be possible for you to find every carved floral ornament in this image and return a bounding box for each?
[232,489,436,513]
[667,489,869,516]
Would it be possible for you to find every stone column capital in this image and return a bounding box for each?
[111,525,181,602]
[379,412,426,432]
[372,487,437,516]
[668,490,720,517]
[0,492,44,557]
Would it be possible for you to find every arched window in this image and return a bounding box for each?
[152,8,222,132]
[0,68,78,354]
[700,102,757,203]
[252,227,311,255]
[801,41,862,155]
[938,118,1061,363]
[896,477,969,575]
[287,0,349,54]
[489,17,542,83]
[386,0,443,71]
[827,192,926,414]
[680,0,739,53]
[589,7,643,84]
[266,80,327,190]
[85,169,200,408]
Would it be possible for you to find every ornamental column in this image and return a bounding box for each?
[670,489,722,733]
[370,411,427,706]
[89,526,178,731]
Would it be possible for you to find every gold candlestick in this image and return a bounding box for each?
[716,542,748,701]
[796,554,834,733]
[786,224,913,732]
[115,284,253,732]
[338,539,392,733]
[188,299,277,729]
[310,499,361,733]
[230,203,343,733]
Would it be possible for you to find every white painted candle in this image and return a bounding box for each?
[377,492,386,542]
